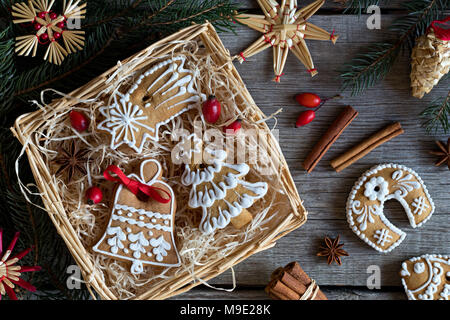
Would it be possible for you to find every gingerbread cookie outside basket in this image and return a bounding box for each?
[346,163,435,253]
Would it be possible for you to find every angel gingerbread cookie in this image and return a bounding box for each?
[93,159,180,274]
[400,254,449,300]
[98,55,206,153]
[176,134,268,234]
[346,163,435,253]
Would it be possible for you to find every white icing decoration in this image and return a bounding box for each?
[373,229,393,246]
[150,236,171,262]
[92,159,181,273]
[351,201,380,231]
[172,133,202,164]
[400,254,450,300]
[346,164,435,253]
[128,232,150,259]
[181,143,268,234]
[98,94,155,153]
[411,196,430,215]
[363,176,389,201]
[391,170,420,198]
[414,262,425,274]
[98,55,206,152]
[106,226,126,254]
[400,262,410,277]
[114,204,172,220]
[111,214,171,232]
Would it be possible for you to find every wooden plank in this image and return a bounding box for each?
[170,286,406,300]
[204,216,449,286]
[236,0,407,10]
[218,16,450,227]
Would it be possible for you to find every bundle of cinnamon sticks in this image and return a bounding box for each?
[265,261,327,300]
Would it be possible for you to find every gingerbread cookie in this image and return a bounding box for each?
[98,55,205,153]
[346,163,435,253]
[177,134,268,234]
[93,159,180,274]
[400,254,449,300]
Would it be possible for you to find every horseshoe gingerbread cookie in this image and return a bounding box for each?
[400,254,449,300]
[346,163,435,253]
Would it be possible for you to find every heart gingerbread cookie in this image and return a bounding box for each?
[400,254,449,300]
[93,159,180,274]
[98,55,205,153]
[346,163,435,253]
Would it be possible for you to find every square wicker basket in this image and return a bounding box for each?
[11,22,307,300]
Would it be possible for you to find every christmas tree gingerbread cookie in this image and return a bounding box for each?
[93,159,180,274]
[98,55,205,153]
[346,163,435,253]
[400,254,449,300]
[178,134,268,234]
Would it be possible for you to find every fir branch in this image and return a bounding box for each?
[343,0,382,15]
[421,89,450,134]
[339,0,446,96]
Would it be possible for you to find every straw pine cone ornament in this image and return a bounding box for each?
[235,0,338,82]
[411,17,450,99]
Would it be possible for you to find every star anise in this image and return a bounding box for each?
[52,140,91,181]
[316,235,349,266]
[429,138,450,170]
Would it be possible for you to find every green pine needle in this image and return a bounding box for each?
[421,90,450,134]
[340,0,447,97]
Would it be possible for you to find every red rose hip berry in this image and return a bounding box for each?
[223,119,242,134]
[295,93,321,108]
[86,186,103,205]
[69,110,89,132]
[202,95,221,124]
[296,110,316,127]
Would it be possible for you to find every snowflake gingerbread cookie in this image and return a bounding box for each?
[98,55,205,153]
[346,163,435,253]
[176,134,268,234]
[93,159,180,274]
[400,254,449,300]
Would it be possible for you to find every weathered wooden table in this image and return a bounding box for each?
[172,0,449,300]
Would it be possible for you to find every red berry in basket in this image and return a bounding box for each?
[69,110,89,132]
[295,93,321,108]
[223,119,242,134]
[86,186,103,205]
[202,95,221,123]
[296,110,316,127]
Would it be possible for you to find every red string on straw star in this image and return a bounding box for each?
[11,0,86,65]
[235,0,338,82]
[0,230,41,300]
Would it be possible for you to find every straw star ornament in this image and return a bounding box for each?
[11,0,86,65]
[235,0,338,82]
[0,230,41,300]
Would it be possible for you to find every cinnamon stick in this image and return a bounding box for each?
[330,122,404,172]
[303,105,358,173]
[284,261,327,300]
[265,261,327,300]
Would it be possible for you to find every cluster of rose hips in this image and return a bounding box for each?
[294,93,341,127]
